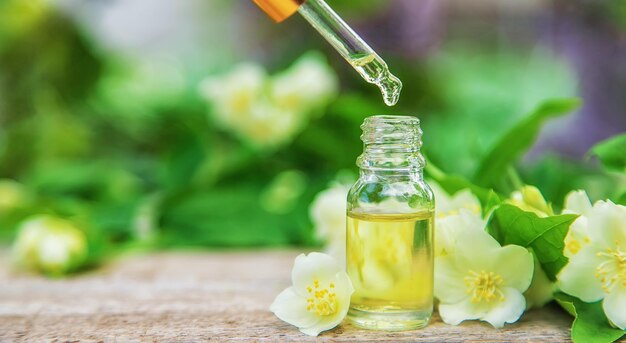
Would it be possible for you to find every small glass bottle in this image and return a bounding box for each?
[346,115,435,331]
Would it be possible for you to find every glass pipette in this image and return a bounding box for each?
[252,0,403,106]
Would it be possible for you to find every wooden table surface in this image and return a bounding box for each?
[0,249,575,342]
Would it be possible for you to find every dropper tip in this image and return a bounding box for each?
[377,73,403,106]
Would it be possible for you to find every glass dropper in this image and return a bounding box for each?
[252,0,403,106]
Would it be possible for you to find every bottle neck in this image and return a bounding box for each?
[357,115,425,179]
[359,168,424,183]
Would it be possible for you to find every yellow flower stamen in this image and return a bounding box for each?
[305,279,338,316]
[464,270,505,303]
[566,239,582,255]
[595,245,626,293]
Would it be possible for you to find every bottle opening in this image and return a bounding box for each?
[358,115,425,172]
[365,115,419,122]
[361,115,422,145]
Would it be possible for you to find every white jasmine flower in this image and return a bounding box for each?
[507,185,554,218]
[557,200,626,330]
[561,190,593,258]
[429,182,481,218]
[270,252,354,336]
[271,52,338,113]
[200,63,300,147]
[199,63,267,130]
[199,53,338,148]
[12,215,88,276]
[435,225,534,328]
[310,184,351,266]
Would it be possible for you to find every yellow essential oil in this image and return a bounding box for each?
[346,210,434,330]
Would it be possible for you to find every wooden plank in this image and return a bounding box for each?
[0,250,573,342]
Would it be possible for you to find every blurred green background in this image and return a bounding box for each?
[1,0,625,275]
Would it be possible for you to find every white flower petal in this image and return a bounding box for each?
[452,227,501,267]
[587,201,626,248]
[292,252,341,296]
[603,285,626,330]
[299,313,343,337]
[271,52,338,111]
[434,217,454,257]
[270,287,320,329]
[299,274,352,336]
[439,288,527,328]
[430,183,481,217]
[310,185,349,241]
[299,326,323,336]
[334,271,355,296]
[482,287,526,328]
[39,235,71,267]
[492,245,533,292]
[435,209,486,256]
[434,255,470,304]
[438,298,486,325]
[557,246,606,302]
[563,216,589,258]
[563,190,592,216]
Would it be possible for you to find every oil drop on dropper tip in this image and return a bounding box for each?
[252,0,403,106]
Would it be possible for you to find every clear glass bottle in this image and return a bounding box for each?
[346,115,435,331]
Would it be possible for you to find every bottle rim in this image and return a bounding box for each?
[363,115,420,124]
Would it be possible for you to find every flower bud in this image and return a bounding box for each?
[13,215,88,276]
[508,185,554,217]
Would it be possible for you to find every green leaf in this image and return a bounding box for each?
[618,192,626,206]
[590,133,626,173]
[487,204,578,280]
[482,189,502,217]
[474,98,582,188]
[555,293,626,343]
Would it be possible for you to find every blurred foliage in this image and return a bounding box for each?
[591,134,626,173]
[473,99,582,190]
[421,45,578,176]
[0,0,623,277]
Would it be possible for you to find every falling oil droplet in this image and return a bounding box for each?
[349,53,403,106]
[376,73,402,106]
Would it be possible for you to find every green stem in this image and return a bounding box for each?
[507,166,524,191]
[424,155,446,181]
